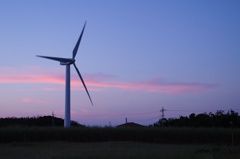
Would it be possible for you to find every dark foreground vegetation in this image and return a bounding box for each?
[0,127,239,146]
[1,142,240,159]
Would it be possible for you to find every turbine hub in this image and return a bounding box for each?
[60,58,75,65]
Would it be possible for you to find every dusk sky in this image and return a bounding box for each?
[1,0,240,126]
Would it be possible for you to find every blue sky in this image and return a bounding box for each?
[0,0,240,126]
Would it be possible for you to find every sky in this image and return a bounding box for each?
[0,0,240,126]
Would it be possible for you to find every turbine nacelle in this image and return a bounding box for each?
[60,59,75,65]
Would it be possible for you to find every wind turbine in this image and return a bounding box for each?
[36,22,93,127]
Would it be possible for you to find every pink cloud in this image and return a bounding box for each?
[81,109,90,113]
[0,74,64,84]
[43,87,64,91]
[126,78,217,94]
[22,98,49,103]
[0,66,217,95]
[84,77,217,94]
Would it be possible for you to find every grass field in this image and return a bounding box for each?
[0,142,240,159]
[1,127,240,145]
[1,127,240,158]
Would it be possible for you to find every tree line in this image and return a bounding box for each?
[153,110,240,128]
[0,116,82,127]
[1,110,239,128]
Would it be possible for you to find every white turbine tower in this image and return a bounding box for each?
[37,22,93,127]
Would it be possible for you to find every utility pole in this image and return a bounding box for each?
[52,111,55,127]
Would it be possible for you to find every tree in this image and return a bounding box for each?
[152,109,240,128]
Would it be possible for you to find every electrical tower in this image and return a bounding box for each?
[160,107,166,126]
[160,107,165,119]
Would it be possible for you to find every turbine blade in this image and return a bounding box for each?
[72,21,87,59]
[36,55,73,63]
[73,63,93,105]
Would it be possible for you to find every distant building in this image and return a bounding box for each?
[116,122,145,128]
[116,118,146,127]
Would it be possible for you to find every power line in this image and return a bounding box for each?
[52,111,55,127]
[79,111,158,118]
[167,108,239,112]
[136,116,160,123]
[76,108,240,125]
[160,107,165,119]
[78,107,239,119]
